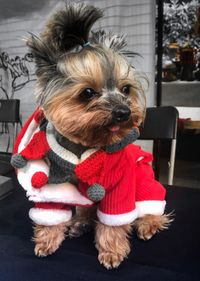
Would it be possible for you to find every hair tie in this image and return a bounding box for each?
[83,41,91,47]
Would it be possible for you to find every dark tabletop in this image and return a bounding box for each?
[0,175,200,281]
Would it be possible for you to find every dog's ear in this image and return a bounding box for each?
[26,34,61,105]
[91,30,140,58]
[41,3,103,53]
[26,34,57,78]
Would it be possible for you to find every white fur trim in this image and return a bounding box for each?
[29,208,72,226]
[18,119,40,153]
[27,182,94,206]
[136,200,166,217]
[17,160,49,192]
[97,208,138,226]
[46,122,97,164]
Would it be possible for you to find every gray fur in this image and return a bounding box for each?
[91,30,127,52]
[26,33,62,104]
[26,33,57,77]
[91,30,140,58]
[26,3,103,105]
[42,2,103,53]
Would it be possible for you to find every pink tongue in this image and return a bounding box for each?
[109,125,120,132]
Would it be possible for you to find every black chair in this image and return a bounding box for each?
[0,99,22,176]
[139,106,179,185]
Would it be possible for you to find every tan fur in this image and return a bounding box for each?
[34,223,68,257]
[33,212,171,268]
[134,214,173,240]
[95,222,132,269]
[59,50,105,89]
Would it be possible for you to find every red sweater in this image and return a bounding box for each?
[13,109,166,226]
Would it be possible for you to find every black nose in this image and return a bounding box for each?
[112,106,131,123]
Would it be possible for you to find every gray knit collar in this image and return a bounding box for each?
[103,128,139,153]
[46,122,139,156]
[55,130,89,159]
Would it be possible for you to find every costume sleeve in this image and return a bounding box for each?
[29,202,72,226]
[97,150,138,226]
[135,154,166,217]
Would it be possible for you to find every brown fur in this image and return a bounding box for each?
[34,223,68,257]
[34,209,172,268]
[134,214,172,240]
[95,222,132,269]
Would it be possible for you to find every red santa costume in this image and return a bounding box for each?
[12,109,166,226]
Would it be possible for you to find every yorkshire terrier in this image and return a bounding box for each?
[12,3,171,269]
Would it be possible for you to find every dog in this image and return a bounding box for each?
[11,3,171,269]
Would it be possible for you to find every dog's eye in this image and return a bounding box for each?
[80,88,99,101]
[121,85,131,95]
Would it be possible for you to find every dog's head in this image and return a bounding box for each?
[27,3,146,147]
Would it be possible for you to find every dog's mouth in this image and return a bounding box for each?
[108,125,121,133]
[107,120,133,134]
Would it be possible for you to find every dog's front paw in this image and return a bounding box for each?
[98,252,124,269]
[95,222,132,269]
[33,223,67,257]
[34,242,59,257]
[136,222,157,240]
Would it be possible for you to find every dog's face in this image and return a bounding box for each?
[28,4,146,147]
[43,47,145,147]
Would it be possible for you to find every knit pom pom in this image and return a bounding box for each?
[87,184,105,202]
[11,153,27,168]
[31,172,48,189]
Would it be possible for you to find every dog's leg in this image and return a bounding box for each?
[134,214,172,240]
[34,222,68,257]
[95,222,132,269]
[68,206,97,238]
